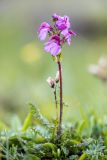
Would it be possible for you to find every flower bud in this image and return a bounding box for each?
[55,71,59,83]
[46,77,55,88]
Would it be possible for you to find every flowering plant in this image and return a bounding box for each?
[38,14,76,137]
[1,13,107,160]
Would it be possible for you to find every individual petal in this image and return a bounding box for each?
[38,29,48,41]
[44,35,61,56]
[44,41,52,53]
[38,22,51,41]
[69,30,77,36]
[67,36,71,45]
[38,22,50,32]
[50,42,61,56]
[64,30,76,45]
[44,41,61,56]
[64,16,70,29]
[61,29,68,36]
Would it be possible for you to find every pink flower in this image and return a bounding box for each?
[37,14,76,56]
[65,30,76,45]
[44,35,61,56]
[52,14,76,46]
[53,14,70,31]
[38,22,51,41]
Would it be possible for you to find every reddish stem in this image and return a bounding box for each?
[57,61,63,136]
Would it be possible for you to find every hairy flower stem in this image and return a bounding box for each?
[53,86,58,121]
[57,61,63,137]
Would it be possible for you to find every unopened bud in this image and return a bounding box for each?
[55,71,59,83]
[52,14,58,22]
[46,77,55,88]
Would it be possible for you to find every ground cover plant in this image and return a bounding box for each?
[0,14,107,160]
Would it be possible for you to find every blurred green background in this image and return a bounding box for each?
[0,0,107,125]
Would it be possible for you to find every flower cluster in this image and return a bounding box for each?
[88,57,107,81]
[38,14,76,56]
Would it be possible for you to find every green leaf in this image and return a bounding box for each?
[22,112,33,132]
[76,120,86,135]
[79,153,87,160]
[30,103,53,129]
[23,154,40,160]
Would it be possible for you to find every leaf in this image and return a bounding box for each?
[79,153,87,160]
[42,142,57,151]
[22,112,33,132]
[29,103,53,129]
[23,154,40,160]
[76,120,86,135]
